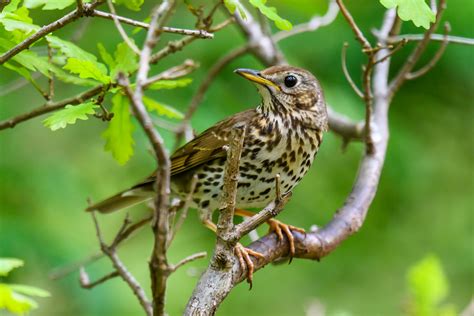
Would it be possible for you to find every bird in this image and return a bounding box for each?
[87,65,328,285]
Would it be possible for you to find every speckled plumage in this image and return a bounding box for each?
[87,65,328,219]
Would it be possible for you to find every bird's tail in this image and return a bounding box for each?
[86,186,154,214]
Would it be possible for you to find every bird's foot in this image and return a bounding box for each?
[267,219,305,260]
[234,243,264,289]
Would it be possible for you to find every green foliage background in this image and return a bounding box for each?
[0,1,473,315]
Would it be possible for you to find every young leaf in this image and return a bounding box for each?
[24,0,76,10]
[63,58,110,84]
[0,258,24,276]
[143,96,184,120]
[47,36,98,62]
[379,0,435,29]
[1,0,21,13]
[407,254,449,316]
[8,285,51,298]
[102,94,135,165]
[113,0,144,11]
[43,102,98,131]
[223,0,247,20]
[111,42,138,78]
[249,0,292,31]
[97,43,116,71]
[0,284,38,314]
[148,78,193,90]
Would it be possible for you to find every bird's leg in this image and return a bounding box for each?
[202,219,264,288]
[234,209,306,260]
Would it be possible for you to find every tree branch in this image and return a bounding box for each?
[405,22,451,80]
[388,0,447,99]
[119,2,176,316]
[387,33,474,46]
[0,0,105,65]
[185,8,398,314]
[91,10,213,38]
[106,0,140,54]
[273,0,339,42]
[90,212,152,316]
[0,85,105,131]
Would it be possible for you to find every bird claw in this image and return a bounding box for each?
[234,243,264,289]
[267,219,305,261]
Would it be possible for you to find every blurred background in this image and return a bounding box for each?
[0,1,473,315]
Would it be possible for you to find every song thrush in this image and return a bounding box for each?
[87,65,328,284]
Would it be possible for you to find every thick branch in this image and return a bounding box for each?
[186,8,397,313]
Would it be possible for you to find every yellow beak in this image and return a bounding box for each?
[234,68,281,91]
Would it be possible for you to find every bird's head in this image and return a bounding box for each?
[235,65,326,121]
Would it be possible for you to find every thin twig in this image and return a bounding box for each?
[217,127,245,240]
[0,85,105,131]
[122,2,176,315]
[0,1,105,64]
[341,42,364,98]
[50,214,151,280]
[79,268,119,289]
[91,10,214,38]
[47,44,54,101]
[90,212,152,316]
[388,33,474,46]
[106,0,140,54]
[234,192,292,240]
[335,0,371,52]
[273,0,339,42]
[169,252,207,272]
[374,38,408,64]
[406,22,451,80]
[144,59,199,89]
[388,0,447,99]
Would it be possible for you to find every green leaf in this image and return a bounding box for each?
[0,258,23,276]
[3,62,33,81]
[47,36,98,62]
[102,94,134,165]
[8,285,50,298]
[63,58,110,84]
[111,42,138,78]
[97,43,116,71]
[0,284,37,315]
[1,0,22,13]
[249,0,292,30]
[223,0,247,20]
[43,102,98,131]
[407,254,449,316]
[379,0,435,29]
[24,0,75,10]
[113,0,144,11]
[148,78,193,90]
[143,96,184,120]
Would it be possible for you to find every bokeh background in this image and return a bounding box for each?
[1,1,473,315]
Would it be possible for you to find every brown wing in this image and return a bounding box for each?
[170,110,250,175]
[131,109,257,189]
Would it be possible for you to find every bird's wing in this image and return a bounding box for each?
[131,109,256,189]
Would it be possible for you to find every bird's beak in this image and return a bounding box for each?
[234,68,281,91]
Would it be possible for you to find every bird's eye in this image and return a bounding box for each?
[284,75,297,88]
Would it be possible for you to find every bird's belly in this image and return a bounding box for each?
[177,130,319,213]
